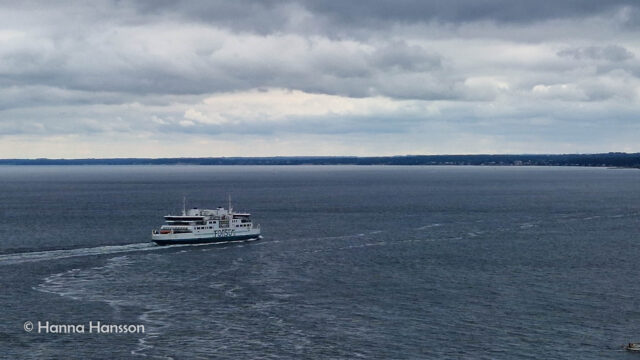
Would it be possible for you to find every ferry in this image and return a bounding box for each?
[151,198,261,245]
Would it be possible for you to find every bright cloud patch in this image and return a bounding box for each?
[183,89,406,125]
[531,84,587,101]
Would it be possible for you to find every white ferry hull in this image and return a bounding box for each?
[152,229,261,246]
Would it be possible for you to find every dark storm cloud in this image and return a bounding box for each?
[126,0,640,32]
[302,0,637,25]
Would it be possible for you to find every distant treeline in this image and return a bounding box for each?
[1,153,639,167]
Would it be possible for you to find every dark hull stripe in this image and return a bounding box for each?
[152,234,260,246]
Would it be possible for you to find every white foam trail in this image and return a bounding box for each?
[1,237,266,266]
[32,255,173,359]
[132,307,174,360]
[0,243,160,266]
[0,242,213,266]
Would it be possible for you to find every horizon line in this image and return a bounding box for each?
[1,152,638,161]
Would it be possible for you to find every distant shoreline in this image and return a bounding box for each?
[0,153,639,168]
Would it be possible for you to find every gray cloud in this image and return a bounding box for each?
[0,1,639,157]
[370,41,442,72]
[557,45,635,62]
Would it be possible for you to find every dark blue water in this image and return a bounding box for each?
[1,165,640,359]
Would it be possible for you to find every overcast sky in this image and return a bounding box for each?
[0,0,639,158]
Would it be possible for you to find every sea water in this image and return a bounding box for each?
[1,165,639,359]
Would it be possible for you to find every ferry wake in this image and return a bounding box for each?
[151,198,261,245]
